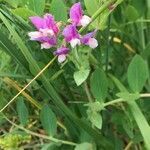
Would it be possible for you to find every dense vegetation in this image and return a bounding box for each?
[0,0,150,149]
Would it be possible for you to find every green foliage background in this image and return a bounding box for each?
[0,0,150,149]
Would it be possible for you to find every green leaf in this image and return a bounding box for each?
[84,0,110,30]
[4,0,19,8]
[125,5,139,21]
[84,0,99,18]
[41,143,61,150]
[141,42,150,59]
[84,0,100,28]
[110,70,150,149]
[127,55,149,92]
[12,7,37,20]
[16,98,29,126]
[86,102,103,129]
[0,31,29,70]
[74,69,90,86]
[40,105,57,136]
[21,0,45,15]
[128,101,150,150]
[108,74,128,92]
[122,117,134,139]
[88,112,102,130]
[75,142,93,150]
[131,0,146,16]
[90,69,108,101]
[50,0,67,22]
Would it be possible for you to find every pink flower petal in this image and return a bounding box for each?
[44,14,59,34]
[62,25,80,42]
[54,47,69,55]
[70,2,83,25]
[29,16,45,30]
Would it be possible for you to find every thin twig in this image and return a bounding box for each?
[3,77,67,131]
[124,141,133,150]
[0,56,56,113]
[4,115,77,146]
[84,82,93,103]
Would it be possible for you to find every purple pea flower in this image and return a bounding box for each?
[81,30,98,49]
[70,2,91,27]
[28,14,59,49]
[54,46,69,63]
[29,14,59,35]
[62,25,81,48]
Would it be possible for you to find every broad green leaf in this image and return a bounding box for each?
[108,74,128,92]
[40,105,57,136]
[88,112,102,129]
[110,68,150,149]
[84,0,100,29]
[75,142,93,150]
[21,0,45,15]
[113,5,124,24]
[16,98,29,126]
[0,30,29,70]
[141,42,150,59]
[127,55,149,92]
[74,69,90,86]
[86,102,103,129]
[122,117,134,139]
[90,69,108,101]
[131,0,146,16]
[50,0,67,22]
[85,102,104,112]
[84,0,99,17]
[12,8,36,20]
[128,101,150,150]
[41,143,61,150]
[4,0,19,8]
[125,5,139,21]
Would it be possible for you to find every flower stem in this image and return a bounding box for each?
[0,56,57,113]
[4,115,77,146]
[84,81,93,103]
[103,98,125,107]
[103,93,150,107]
[79,0,116,33]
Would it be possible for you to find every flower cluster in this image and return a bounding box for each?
[28,2,98,63]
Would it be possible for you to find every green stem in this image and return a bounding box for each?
[105,15,111,73]
[103,93,150,107]
[84,82,93,103]
[79,0,116,33]
[103,98,125,107]
[4,115,77,146]
[139,19,146,50]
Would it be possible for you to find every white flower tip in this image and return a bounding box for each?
[80,15,91,27]
[58,55,66,63]
[70,38,81,48]
[28,31,42,40]
[88,38,98,49]
[41,42,52,49]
